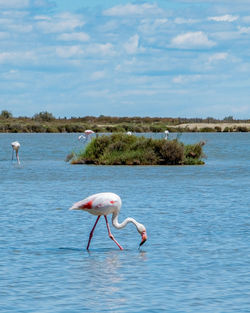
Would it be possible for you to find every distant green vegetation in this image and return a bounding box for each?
[68,134,205,165]
[0,110,250,133]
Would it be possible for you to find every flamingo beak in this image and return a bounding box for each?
[139,231,147,247]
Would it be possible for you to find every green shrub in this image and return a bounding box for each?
[184,141,205,164]
[214,126,222,132]
[200,127,216,132]
[154,139,184,165]
[0,110,12,119]
[9,123,23,133]
[72,134,204,165]
[33,111,55,122]
[236,126,248,132]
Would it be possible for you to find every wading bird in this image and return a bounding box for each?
[11,141,20,164]
[84,129,94,136]
[78,135,86,141]
[69,192,147,250]
[164,130,169,140]
[126,131,132,135]
[78,130,95,142]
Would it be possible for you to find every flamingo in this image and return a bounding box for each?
[11,141,20,164]
[78,130,95,142]
[69,192,147,250]
[78,134,87,141]
[84,129,94,136]
[164,130,169,140]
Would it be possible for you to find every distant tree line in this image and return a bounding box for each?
[0,110,250,133]
[1,110,250,123]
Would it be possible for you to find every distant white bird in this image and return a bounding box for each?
[78,135,86,141]
[164,130,169,140]
[78,130,95,142]
[70,192,147,250]
[126,131,132,135]
[11,141,20,164]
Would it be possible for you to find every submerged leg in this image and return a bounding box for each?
[16,151,20,164]
[87,215,101,250]
[104,216,123,250]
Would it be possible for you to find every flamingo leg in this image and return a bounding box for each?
[104,216,123,250]
[12,149,14,161]
[16,151,20,164]
[87,215,101,250]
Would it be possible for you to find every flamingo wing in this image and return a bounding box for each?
[69,192,120,215]
[69,194,97,210]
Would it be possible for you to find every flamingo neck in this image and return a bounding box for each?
[112,212,144,233]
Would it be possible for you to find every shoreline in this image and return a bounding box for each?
[1,116,250,133]
[173,122,250,131]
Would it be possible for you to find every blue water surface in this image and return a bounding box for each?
[0,133,249,312]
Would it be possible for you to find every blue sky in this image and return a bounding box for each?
[1,0,250,118]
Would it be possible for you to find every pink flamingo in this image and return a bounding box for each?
[11,141,20,164]
[69,192,147,250]
[84,129,94,136]
[78,130,95,142]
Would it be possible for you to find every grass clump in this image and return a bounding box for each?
[70,134,205,165]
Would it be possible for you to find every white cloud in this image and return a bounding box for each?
[58,32,89,42]
[0,0,29,8]
[208,52,228,64]
[171,31,216,49]
[85,43,116,56]
[1,10,29,18]
[0,32,9,39]
[238,26,250,34]
[8,23,33,33]
[0,12,32,33]
[154,18,168,26]
[124,34,139,54]
[139,18,168,34]
[208,15,238,22]
[172,75,201,84]
[103,3,163,17]
[212,31,240,41]
[82,89,110,98]
[0,51,35,64]
[115,57,137,72]
[174,17,199,24]
[90,71,106,81]
[36,12,85,33]
[55,46,83,58]
[32,0,55,8]
[34,15,51,21]
[115,89,157,97]
[1,69,20,80]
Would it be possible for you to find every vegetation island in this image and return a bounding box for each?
[68,133,205,166]
[1,110,250,133]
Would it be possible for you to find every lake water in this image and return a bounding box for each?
[0,133,249,313]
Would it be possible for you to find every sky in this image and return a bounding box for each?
[1,0,250,118]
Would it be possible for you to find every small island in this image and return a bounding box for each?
[68,134,205,165]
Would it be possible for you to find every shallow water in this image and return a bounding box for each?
[0,133,249,312]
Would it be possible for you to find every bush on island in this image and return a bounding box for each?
[69,134,205,165]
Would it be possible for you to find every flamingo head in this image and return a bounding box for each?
[140,230,147,247]
[137,223,147,247]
